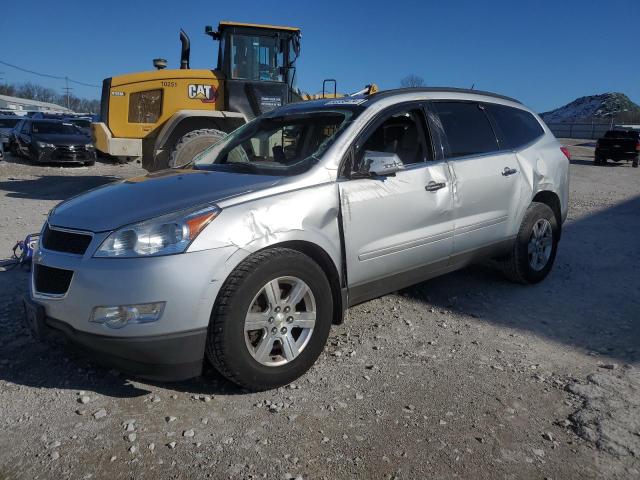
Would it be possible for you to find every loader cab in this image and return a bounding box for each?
[207,21,301,120]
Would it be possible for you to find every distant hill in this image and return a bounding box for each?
[540,93,640,124]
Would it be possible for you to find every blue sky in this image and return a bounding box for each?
[1,0,638,112]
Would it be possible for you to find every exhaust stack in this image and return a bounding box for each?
[179,29,190,69]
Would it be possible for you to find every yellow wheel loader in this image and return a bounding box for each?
[92,21,306,171]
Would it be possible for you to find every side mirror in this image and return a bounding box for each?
[363,151,404,176]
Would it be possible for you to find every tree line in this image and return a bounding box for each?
[0,81,100,113]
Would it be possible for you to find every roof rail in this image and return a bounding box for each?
[369,87,521,104]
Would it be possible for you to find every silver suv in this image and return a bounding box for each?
[25,88,569,390]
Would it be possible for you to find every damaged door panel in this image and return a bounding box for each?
[339,163,454,291]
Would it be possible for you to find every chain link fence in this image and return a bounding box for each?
[547,122,640,140]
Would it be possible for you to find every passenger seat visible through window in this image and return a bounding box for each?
[361,110,427,165]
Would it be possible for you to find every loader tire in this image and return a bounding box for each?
[168,129,227,168]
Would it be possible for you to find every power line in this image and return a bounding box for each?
[0,59,100,88]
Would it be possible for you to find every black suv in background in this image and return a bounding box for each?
[13,119,96,165]
[595,130,640,167]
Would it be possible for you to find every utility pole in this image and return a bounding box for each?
[62,76,73,111]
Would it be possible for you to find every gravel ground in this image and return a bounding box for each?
[0,142,638,479]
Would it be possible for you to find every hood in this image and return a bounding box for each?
[49,169,282,232]
[33,133,91,145]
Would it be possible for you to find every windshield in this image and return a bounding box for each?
[0,118,20,128]
[32,122,80,135]
[193,108,360,176]
[231,34,284,82]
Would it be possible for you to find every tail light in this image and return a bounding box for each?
[560,146,571,160]
[636,141,640,152]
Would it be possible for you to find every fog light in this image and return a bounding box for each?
[90,302,165,329]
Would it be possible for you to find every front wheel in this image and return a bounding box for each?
[501,202,559,284]
[206,248,333,391]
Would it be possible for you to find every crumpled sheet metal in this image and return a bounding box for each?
[189,182,343,276]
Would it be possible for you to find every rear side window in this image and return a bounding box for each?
[487,104,544,149]
[432,102,498,158]
[604,130,637,140]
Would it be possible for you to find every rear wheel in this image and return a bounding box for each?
[168,129,227,168]
[501,202,559,284]
[206,248,333,391]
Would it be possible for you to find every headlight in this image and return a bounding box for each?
[85,143,95,149]
[36,141,55,148]
[94,204,220,258]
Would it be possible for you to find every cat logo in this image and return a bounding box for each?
[188,84,217,103]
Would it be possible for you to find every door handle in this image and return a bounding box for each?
[425,181,447,192]
[502,167,518,176]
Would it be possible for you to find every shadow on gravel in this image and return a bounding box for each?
[569,159,628,167]
[0,175,120,200]
[402,195,640,365]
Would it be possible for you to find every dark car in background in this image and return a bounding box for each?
[595,130,640,167]
[13,119,96,165]
[0,115,22,152]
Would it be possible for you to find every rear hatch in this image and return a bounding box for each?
[597,131,639,153]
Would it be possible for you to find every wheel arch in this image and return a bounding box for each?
[532,190,562,239]
[259,240,345,326]
[214,240,345,326]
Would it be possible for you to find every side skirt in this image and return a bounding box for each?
[346,238,513,307]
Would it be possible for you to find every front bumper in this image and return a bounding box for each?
[92,122,142,158]
[30,237,240,380]
[34,145,97,163]
[25,295,206,381]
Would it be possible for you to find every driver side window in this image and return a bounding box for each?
[354,108,430,172]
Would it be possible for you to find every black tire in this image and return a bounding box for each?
[206,248,333,391]
[633,158,638,168]
[84,160,95,166]
[501,202,559,285]
[594,156,601,165]
[168,128,227,168]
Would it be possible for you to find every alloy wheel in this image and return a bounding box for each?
[528,218,553,271]
[244,276,316,367]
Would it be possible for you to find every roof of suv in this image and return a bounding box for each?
[369,87,521,104]
[277,87,523,115]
